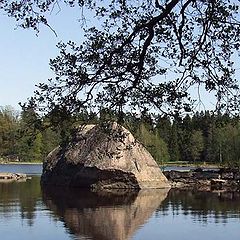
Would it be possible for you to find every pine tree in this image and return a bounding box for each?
[189,130,204,163]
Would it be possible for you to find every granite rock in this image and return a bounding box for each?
[41,122,170,189]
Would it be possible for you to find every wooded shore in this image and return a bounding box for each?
[0,161,42,165]
[1,106,240,166]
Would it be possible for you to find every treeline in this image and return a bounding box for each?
[128,112,240,167]
[0,105,240,166]
[0,106,60,162]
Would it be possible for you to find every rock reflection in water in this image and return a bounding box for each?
[42,187,169,240]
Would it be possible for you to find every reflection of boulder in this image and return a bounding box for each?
[41,123,170,189]
[42,187,169,240]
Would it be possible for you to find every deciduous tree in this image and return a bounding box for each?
[1,0,239,119]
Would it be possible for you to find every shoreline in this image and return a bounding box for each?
[164,168,240,192]
[0,161,42,165]
[0,172,31,182]
[160,163,222,170]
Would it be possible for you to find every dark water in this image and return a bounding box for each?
[0,165,240,240]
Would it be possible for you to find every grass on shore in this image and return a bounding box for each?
[160,161,221,168]
[0,161,42,165]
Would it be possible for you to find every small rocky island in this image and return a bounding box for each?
[41,122,170,189]
[164,168,240,191]
[0,172,29,182]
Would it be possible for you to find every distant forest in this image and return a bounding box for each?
[0,105,240,166]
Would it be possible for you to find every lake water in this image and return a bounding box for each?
[0,164,239,240]
[0,163,42,175]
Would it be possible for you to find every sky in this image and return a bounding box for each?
[0,6,85,110]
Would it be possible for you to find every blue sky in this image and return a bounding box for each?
[0,6,85,110]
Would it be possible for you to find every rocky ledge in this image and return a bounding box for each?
[41,122,170,189]
[0,173,30,182]
[164,168,240,191]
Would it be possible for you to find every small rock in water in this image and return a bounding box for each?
[0,172,29,181]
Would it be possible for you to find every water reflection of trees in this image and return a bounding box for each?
[0,176,41,226]
[157,189,240,224]
[42,187,169,240]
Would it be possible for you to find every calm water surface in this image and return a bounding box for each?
[0,165,239,240]
[0,163,42,175]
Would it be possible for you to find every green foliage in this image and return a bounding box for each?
[168,123,180,162]
[41,128,60,159]
[155,116,179,162]
[0,106,60,162]
[214,123,240,167]
[0,106,19,158]
[143,111,240,166]
[31,132,43,162]
[189,130,204,163]
[1,105,240,166]
[132,121,170,165]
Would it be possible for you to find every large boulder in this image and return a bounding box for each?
[41,122,170,189]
